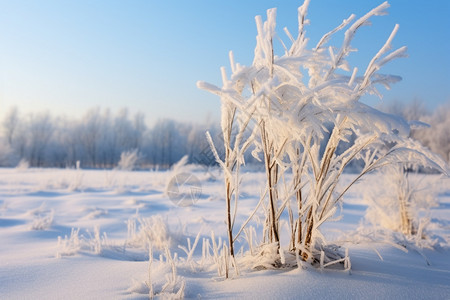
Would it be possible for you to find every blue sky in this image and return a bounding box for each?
[0,0,449,124]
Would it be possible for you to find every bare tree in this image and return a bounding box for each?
[28,112,53,167]
[2,106,19,146]
[79,108,102,167]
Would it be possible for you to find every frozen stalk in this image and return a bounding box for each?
[198,0,447,269]
[147,244,154,299]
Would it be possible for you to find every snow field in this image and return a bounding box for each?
[0,167,449,299]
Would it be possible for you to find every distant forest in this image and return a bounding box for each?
[0,101,448,169]
[0,107,224,169]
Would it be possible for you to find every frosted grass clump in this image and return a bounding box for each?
[30,210,54,230]
[362,165,442,249]
[116,149,141,171]
[126,216,179,250]
[56,227,109,258]
[198,0,448,271]
[128,246,186,299]
[15,158,29,170]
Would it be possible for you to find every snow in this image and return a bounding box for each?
[0,167,449,299]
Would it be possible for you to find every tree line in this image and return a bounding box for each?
[0,107,222,168]
[0,102,448,169]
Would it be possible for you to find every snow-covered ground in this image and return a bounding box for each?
[0,167,449,299]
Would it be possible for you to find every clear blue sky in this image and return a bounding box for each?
[0,0,449,125]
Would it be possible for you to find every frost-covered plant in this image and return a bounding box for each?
[364,165,439,241]
[27,203,54,230]
[126,216,178,250]
[129,245,185,298]
[198,0,448,267]
[204,81,257,259]
[15,158,29,170]
[56,227,115,258]
[159,247,186,298]
[67,163,84,192]
[56,228,82,258]
[170,155,190,173]
[116,149,141,171]
[30,210,54,230]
